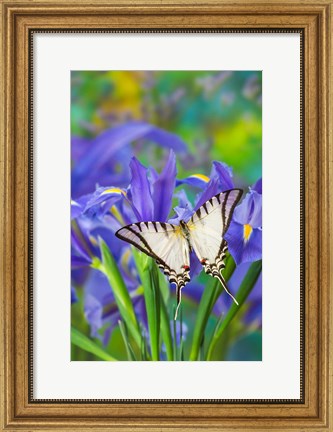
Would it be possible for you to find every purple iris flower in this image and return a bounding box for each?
[194,177,220,211]
[210,161,234,190]
[176,173,211,189]
[71,190,128,257]
[71,151,178,334]
[168,190,193,224]
[126,158,155,221]
[73,242,140,344]
[71,286,78,304]
[251,177,262,194]
[177,160,234,194]
[83,269,120,344]
[71,122,187,197]
[176,160,236,217]
[189,162,234,214]
[71,195,135,297]
[171,161,234,220]
[71,195,91,220]
[127,150,177,222]
[83,186,126,218]
[81,150,178,224]
[83,261,146,346]
[224,188,262,265]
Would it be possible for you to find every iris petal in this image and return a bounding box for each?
[233,191,262,228]
[72,122,187,197]
[225,221,262,265]
[168,206,192,224]
[71,194,91,220]
[152,150,177,221]
[247,192,262,228]
[168,190,193,224]
[128,157,154,221]
[211,161,234,190]
[252,177,262,194]
[84,187,125,218]
[84,269,118,341]
[176,174,210,189]
[194,177,220,211]
[71,286,78,304]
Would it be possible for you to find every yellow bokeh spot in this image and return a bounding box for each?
[190,174,210,182]
[243,224,253,242]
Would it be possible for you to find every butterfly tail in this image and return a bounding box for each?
[215,273,239,306]
[174,284,182,320]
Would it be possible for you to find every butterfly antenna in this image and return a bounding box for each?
[215,274,239,306]
[174,285,182,320]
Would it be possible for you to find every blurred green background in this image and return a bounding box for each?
[71,71,262,184]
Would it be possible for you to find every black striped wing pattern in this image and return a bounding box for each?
[115,221,190,317]
[187,189,243,304]
[115,189,242,319]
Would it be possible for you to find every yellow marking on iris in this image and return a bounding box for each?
[101,187,126,196]
[190,174,210,182]
[71,199,79,206]
[110,206,125,224]
[243,224,253,242]
[89,235,98,246]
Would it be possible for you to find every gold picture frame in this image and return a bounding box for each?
[1,0,332,430]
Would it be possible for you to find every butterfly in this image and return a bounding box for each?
[115,188,243,319]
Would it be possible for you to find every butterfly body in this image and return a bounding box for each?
[115,188,243,319]
[179,219,193,251]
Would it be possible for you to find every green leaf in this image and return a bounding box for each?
[206,260,262,360]
[160,294,174,361]
[155,263,173,360]
[198,334,205,361]
[98,239,141,348]
[179,339,185,361]
[133,249,161,361]
[158,267,170,304]
[189,255,236,361]
[71,327,117,361]
[118,320,137,361]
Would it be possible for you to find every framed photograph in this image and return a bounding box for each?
[1,1,332,430]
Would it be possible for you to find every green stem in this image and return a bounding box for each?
[132,249,161,361]
[71,327,117,361]
[206,260,262,361]
[160,296,174,361]
[118,320,137,361]
[97,239,141,349]
[189,256,236,361]
[147,266,161,360]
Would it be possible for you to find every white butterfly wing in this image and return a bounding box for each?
[187,189,242,303]
[115,221,190,318]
